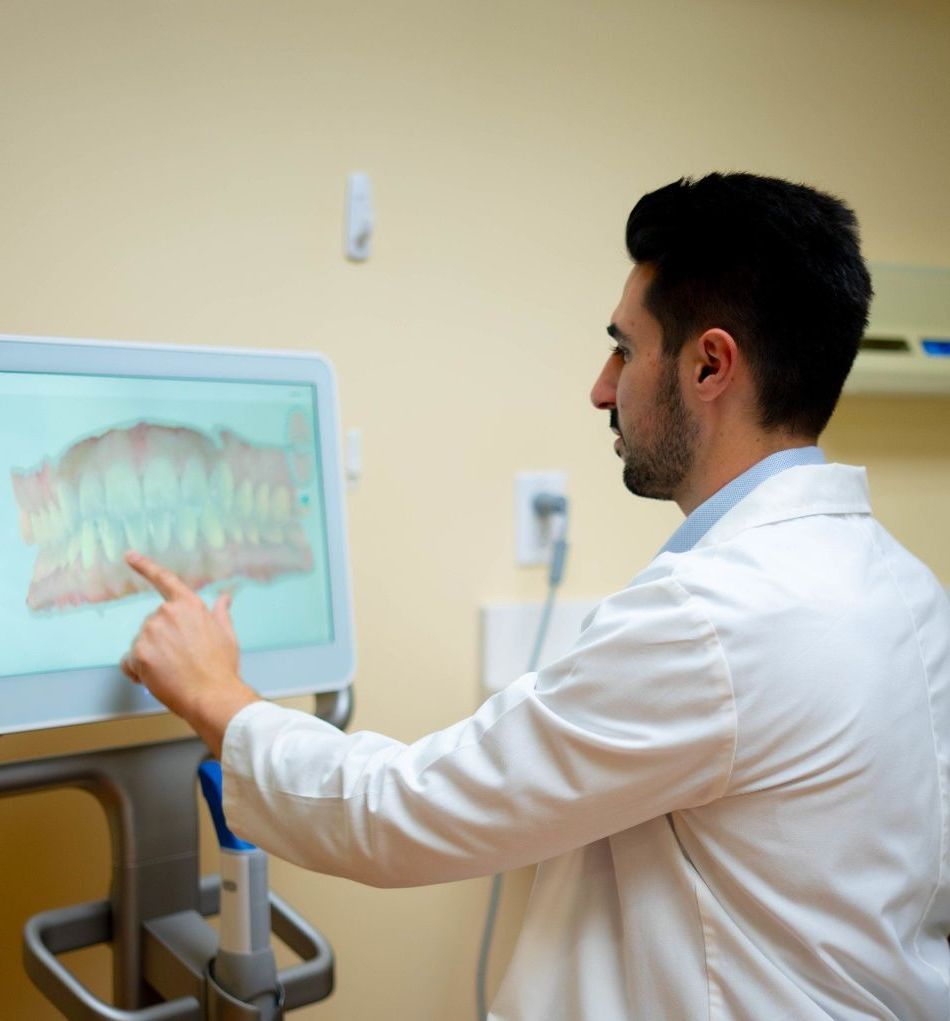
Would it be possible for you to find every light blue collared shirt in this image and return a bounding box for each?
[658,446,826,556]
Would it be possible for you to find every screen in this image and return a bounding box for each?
[0,337,353,732]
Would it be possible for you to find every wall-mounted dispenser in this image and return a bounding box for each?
[844,263,950,396]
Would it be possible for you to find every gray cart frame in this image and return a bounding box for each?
[0,689,352,1019]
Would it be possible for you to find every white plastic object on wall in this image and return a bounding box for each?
[345,173,373,261]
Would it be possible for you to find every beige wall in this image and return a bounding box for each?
[1,1,949,1017]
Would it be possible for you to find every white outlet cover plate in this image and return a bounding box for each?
[515,470,567,565]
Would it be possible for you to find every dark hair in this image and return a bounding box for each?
[625,172,872,437]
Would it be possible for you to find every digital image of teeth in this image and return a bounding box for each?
[9,422,314,612]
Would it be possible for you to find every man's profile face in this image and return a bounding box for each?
[590,263,699,501]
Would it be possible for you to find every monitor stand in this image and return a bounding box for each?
[0,687,352,1019]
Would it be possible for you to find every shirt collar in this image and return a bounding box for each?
[658,446,826,556]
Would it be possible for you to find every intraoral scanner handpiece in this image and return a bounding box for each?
[198,760,281,1018]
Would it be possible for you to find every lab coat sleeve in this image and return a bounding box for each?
[221,574,737,887]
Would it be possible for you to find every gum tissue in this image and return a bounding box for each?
[10,422,314,612]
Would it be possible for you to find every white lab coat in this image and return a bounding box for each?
[222,463,950,1020]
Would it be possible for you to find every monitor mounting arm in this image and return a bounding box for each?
[0,686,351,1019]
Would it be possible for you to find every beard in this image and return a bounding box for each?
[617,358,698,500]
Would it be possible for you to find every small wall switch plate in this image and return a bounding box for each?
[480,598,600,697]
[345,427,362,489]
[515,471,567,566]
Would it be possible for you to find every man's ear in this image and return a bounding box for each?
[698,362,717,383]
[692,329,737,400]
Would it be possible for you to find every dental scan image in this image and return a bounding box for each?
[0,369,335,686]
[12,421,315,611]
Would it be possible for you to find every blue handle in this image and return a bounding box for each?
[198,760,256,852]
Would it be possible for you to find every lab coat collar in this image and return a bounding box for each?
[658,446,826,556]
[690,462,871,552]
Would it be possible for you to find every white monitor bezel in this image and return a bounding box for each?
[0,333,355,734]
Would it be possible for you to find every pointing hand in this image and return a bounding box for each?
[120,551,260,755]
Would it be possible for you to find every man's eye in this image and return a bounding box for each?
[609,343,630,362]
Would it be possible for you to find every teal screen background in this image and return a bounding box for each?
[0,371,334,680]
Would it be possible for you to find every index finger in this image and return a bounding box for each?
[125,550,192,601]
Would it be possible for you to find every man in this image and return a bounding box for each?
[122,173,950,1020]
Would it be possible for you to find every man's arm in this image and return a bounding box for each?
[119,551,736,887]
[221,575,737,886]
[119,551,261,758]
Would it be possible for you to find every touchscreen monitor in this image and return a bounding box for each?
[0,335,354,733]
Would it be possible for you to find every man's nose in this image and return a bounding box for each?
[590,357,618,410]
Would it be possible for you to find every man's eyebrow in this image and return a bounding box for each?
[607,323,632,344]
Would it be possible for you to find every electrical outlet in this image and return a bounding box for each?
[515,471,567,566]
